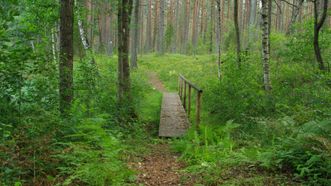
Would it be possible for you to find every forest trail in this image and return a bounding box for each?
[148,72,168,93]
[128,73,190,186]
[148,72,190,137]
[129,144,188,186]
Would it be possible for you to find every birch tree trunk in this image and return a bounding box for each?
[261,0,272,91]
[76,0,98,67]
[51,28,57,63]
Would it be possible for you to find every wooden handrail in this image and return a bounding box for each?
[178,74,203,126]
[179,74,203,93]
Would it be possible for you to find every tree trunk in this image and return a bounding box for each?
[51,28,57,63]
[221,0,225,43]
[85,0,93,49]
[248,0,257,49]
[59,0,74,116]
[209,0,215,53]
[130,0,139,68]
[157,0,165,54]
[153,0,159,51]
[192,0,199,51]
[139,0,144,55]
[173,0,180,52]
[216,0,222,79]
[313,0,328,71]
[145,0,152,52]
[118,0,134,106]
[261,0,271,91]
[286,0,304,35]
[234,0,241,67]
[182,0,190,53]
[105,4,112,55]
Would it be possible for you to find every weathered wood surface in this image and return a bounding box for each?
[159,93,190,137]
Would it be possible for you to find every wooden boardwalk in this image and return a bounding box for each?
[158,93,190,137]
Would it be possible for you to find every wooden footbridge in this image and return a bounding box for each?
[158,74,203,137]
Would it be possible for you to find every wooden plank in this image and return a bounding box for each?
[159,93,190,137]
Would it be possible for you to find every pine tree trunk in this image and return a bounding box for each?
[130,0,139,68]
[192,0,199,51]
[286,0,304,35]
[216,0,222,79]
[153,0,159,52]
[234,0,241,67]
[157,0,165,54]
[145,0,152,52]
[182,0,190,53]
[209,0,215,53]
[105,4,112,55]
[85,0,93,49]
[59,0,74,116]
[139,1,144,55]
[118,0,134,106]
[173,0,180,52]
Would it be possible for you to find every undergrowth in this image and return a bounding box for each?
[139,22,331,185]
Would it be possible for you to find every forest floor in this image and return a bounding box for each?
[128,72,191,186]
[128,143,188,186]
[147,72,168,92]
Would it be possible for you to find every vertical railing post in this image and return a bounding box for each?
[188,85,192,117]
[196,91,202,126]
[179,74,202,127]
[179,77,183,100]
[183,81,187,110]
[178,76,181,96]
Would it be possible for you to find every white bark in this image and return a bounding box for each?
[51,28,57,63]
[78,19,90,50]
[262,0,271,91]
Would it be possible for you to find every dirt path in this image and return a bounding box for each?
[148,72,168,93]
[128,73,189,186]
[129,144,187,186]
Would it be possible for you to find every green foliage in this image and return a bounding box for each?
[173,121,239,164]
[278,20,331,68]
[165,24,175,51]
[56,117,134,185]
[259,120,331,185]
[139,25,331,183]
[2,2,331,185]
[171,122,242,184]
